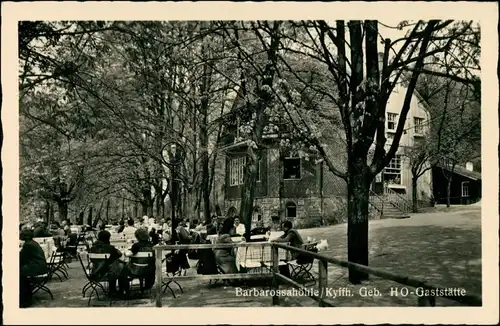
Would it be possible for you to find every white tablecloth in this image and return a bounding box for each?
[33,237,56,259]
[207,235,218,244]
[268,231,284,240]
[235,242,290,271]
[70,226,83,234]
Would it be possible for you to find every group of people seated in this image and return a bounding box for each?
[85,215,205,298]
[210,218,304,276]
[19,213,307,306]
[19,219,86,307]
[88,228,156,298]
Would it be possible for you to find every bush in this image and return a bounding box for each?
[323,205,348,226]
[296,216,323,229]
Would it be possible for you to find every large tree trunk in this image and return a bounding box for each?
[106,198,110,223]
[149,199,154,217]
[87,206,93,226]
[237,22,280,239]
[412,176,418,213]
[347,160,371,284]
[45,200,51,223]
[201,155,210,222]
[141,202,148,217]
[170,175,179,235]
[199,70,211,222]
[319,161,325,224]
[133,203,138,219]
[239,149,261,240]
[446,175,453,208]
[156,194,162,218]
[58,200,69,222]
[278,147,285,222]
[195,188,202,221]
[181,186,187,221]
[78,210,84,225]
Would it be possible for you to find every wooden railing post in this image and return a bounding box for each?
[155,247,163,307]
[271,244,280,306]
[318,259,328,307]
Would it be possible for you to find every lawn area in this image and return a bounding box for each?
[29,205,481,308]
[298,205,481,306]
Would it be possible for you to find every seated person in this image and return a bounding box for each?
[156,229,164,244]
[214,218,238,274]
[51,221,66,237]
[33,222,52,238]
[64,229,78,257]
[122,218,137,239]
[125,228,155,290]
[89,231,129,296]
[161,218,172,241]
[250,220,270,236]
[204,218,217,236]
[271,220,304,259]
[52,230,67,252]
[176,220,192,244]
[116,220,125,233]
[50,221,66,248]
[193,219,204,231]
[148,217,157,231]
[61,219,72,236]
[19,229,49,308]
[97,221,107,231]
[230,217,246,236]
[170,219,191,270]
[181,218,190,230]
[149,228,160,245]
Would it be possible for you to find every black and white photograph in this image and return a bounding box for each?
[2,1,498,325]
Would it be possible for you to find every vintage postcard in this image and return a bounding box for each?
[2,1,498,324]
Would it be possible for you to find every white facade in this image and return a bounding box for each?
[377,83,433,201]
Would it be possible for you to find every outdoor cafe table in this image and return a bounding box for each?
[207,234,218,244]
[234,240,290,272]
[34,237,56,259]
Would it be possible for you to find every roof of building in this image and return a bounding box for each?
[437,163,481,181]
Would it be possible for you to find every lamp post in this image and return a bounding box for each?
[162,140,186,238]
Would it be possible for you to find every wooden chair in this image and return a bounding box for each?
[47,251,68,282]
[27,272,54,300]
[287,243,317,286]
[162,251,185,297]
[78,252,112,306]
[127,251,155,298]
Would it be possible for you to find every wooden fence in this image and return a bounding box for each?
[153,242,482,307]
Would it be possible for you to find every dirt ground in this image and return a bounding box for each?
[29,205,481,308]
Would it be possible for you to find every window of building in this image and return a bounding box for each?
[283,157,301,180]
[285,202,297,218]
[461,181,470,197]
[387,113,398,131]
[229,157,246,186]
[383,154,402,184]
[229,157,262,185]
[414,117,424,135]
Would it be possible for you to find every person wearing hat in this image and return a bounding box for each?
[89,230,129,296]
[125,228,155,291]
[33,222,52,238]
[19,229,49,307]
